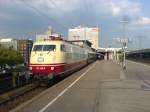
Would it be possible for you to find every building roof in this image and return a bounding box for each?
[0,38,15,42]
[67,40,92,47]
[97,47,122,52]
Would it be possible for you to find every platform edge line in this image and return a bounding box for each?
[39,62,97,112]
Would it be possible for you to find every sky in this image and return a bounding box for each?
[0,0,150,49]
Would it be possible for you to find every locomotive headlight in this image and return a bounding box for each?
[37,57,44,63]
[51,66,55,70]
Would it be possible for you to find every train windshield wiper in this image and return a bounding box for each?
[47,51,51,54]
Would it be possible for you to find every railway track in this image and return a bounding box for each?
[0,61,95,112]
[0,77,64,112]
[127,58,150,65]
[0,82,45,112]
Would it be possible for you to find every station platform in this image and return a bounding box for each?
[11,60,150,112]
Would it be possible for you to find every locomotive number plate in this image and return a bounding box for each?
[37,57,44,63]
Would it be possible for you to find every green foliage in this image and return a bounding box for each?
[0,46,24,68]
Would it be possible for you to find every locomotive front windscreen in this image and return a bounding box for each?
[33,45,43,51]
[33,45,56,51]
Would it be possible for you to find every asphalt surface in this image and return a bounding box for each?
[11,60,150,112]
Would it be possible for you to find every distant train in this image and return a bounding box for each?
[29,37,96,85]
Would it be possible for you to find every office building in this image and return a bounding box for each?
[17,40,33,66]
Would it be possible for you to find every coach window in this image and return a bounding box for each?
[43,45,56,51]
[61,45,66,52]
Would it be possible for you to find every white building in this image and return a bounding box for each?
[68,26,100,49]
[0,38,17,50]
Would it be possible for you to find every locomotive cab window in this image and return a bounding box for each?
[33,45,43,51]
[33,45,56,51]
[43,45,56,51]
[61,45,66,52]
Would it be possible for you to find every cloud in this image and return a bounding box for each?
[0,0,11,4]
[0,0,150,47]
[0,12,14,20]
[0,0,79,20]
[131,17,150,26]
[0,0,142,21]
[111,3,121,16]
[94,0,141,17]
[20,0,80,17]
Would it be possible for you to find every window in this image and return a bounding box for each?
[61,45,66,52]
[43,45,56,51]
[33,45,56,51]
[33,45,43,51]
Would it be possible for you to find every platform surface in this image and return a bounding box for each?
[11,60,150,112]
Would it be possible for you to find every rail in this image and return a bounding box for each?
[0,82,39,105]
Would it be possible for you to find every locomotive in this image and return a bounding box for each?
[29,36,96,85]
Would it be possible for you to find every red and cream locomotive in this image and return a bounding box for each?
[29,36,96,84]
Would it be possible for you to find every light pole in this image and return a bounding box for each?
[84,27,86,41]
[120,17,129,69]
[122,40,127,69]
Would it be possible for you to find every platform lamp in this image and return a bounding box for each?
[120,16,129,69]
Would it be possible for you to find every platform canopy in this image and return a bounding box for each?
[97,47,122,53]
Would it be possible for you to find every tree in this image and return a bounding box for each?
[0,47,7,68]
[0,46,24,69]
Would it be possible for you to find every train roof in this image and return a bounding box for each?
[33,40,64,45]
[33,36,95,50]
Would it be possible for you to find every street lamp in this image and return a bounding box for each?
[122,39,128,69]
[120,16,129,69]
